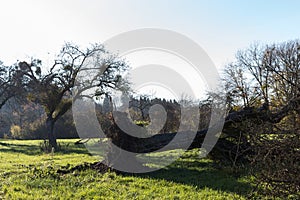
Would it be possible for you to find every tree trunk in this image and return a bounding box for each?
[46,116,57,150]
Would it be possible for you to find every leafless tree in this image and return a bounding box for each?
[222,40,300,197]
[19,43,129,149]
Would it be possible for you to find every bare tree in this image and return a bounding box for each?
[224,63,251,108]
[222,40,300,197]
[19,43,129,149]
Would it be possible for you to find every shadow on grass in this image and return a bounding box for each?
[0,141,41,155]
[0,140,252,196]
[131,153,252,197]
[0,141,91,156]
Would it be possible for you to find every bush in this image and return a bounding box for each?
[250,129,300,197]
[10,125,22,139]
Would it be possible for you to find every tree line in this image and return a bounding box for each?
[0,93,211,140]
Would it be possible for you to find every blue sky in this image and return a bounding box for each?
[0,0,299,68]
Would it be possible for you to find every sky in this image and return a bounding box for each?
[0,0,300,99]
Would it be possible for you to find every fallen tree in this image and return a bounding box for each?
[104,99,294,153]
[68,39,300,196]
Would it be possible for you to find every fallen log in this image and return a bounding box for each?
[97,96,300,172]
[106,106,263,154]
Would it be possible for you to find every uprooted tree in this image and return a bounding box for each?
[85,40,299,196]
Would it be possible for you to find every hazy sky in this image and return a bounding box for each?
[1,0,299,68]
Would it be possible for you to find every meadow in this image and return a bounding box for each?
[0,139,265,199]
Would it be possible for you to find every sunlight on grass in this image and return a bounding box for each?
[0,139,255,199]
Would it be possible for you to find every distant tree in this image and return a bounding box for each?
[19,43,128,149]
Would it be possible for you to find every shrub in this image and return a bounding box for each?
[10,125,22,139]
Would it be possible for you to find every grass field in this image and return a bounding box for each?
[0,139,260,199]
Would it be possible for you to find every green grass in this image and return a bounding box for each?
[0,139,256,199]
